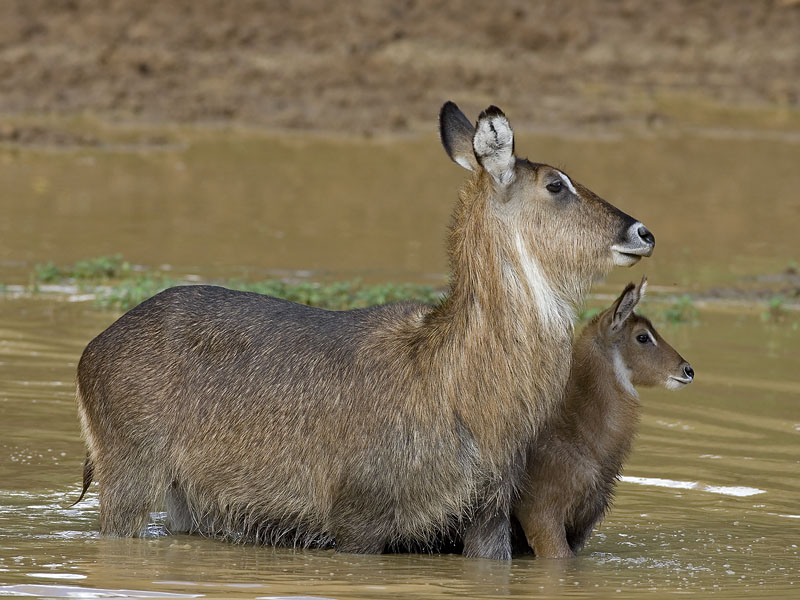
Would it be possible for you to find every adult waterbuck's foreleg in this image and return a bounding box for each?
[462,506,513,560]
[165,482,194,534]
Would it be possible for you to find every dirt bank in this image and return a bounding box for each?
[1,0,798,136]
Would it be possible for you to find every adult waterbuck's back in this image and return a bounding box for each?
[74,102,655,560]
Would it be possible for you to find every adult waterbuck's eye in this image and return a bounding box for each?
[636,333,650,344]
[546,180,563,194]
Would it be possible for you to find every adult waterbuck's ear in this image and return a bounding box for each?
[473,106,516,186]
[440,101,478,172]
[610,276,647,331]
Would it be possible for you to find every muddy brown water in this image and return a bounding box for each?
[0,128,798,598]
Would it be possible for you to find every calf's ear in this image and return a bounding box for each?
[610,277,646,331]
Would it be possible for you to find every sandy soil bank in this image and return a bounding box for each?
[0,0,798,140]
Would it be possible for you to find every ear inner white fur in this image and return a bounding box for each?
[454,156,475,171]
[473,108,515,186]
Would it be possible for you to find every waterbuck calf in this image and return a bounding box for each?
[75,102,654,560]
[515,278,693,558]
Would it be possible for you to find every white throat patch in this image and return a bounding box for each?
[513,232,573,331]
[612,349,637,398]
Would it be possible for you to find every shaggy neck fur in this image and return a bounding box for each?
[416,174,578,465]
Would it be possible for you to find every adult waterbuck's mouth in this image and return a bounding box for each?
[612,222,655,267]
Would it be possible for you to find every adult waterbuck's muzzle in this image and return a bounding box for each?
[612,219,655,267]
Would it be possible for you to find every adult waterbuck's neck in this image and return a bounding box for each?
[419,103,655,442]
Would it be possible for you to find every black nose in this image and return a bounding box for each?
[684,365,694,380]
[638,225,655,247]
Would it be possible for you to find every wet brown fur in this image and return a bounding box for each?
[515,280,693,558]
[74,103,651,559]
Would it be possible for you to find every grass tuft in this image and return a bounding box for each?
[662,295,700,325]
[98,275,183,311]
[29,256,444,312]
[34,254,130,283]
[761,295,786,323]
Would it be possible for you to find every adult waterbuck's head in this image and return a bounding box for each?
[439,102,655,322]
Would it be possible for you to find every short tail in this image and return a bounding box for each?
[71,454,94,506]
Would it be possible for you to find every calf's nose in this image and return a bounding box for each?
[683,364,694,380]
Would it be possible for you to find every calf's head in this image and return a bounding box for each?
[598,278,694,392]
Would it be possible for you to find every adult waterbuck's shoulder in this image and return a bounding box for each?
[74,102,654,561]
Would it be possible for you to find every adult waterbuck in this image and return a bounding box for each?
[515,278,694,558]
[74,102,655,560]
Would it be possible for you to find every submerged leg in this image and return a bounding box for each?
[96,462,163,537]
[517,510,574,558]
[165,482,194,534]
[334,524,387,555]
[462,507,512,560]
[566,520,595,554]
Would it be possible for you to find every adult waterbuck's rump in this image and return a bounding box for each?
[515,278,693,558]
[74,102,655,560]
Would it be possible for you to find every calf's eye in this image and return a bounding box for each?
[546,181,563,194]
[636,333,650,344]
